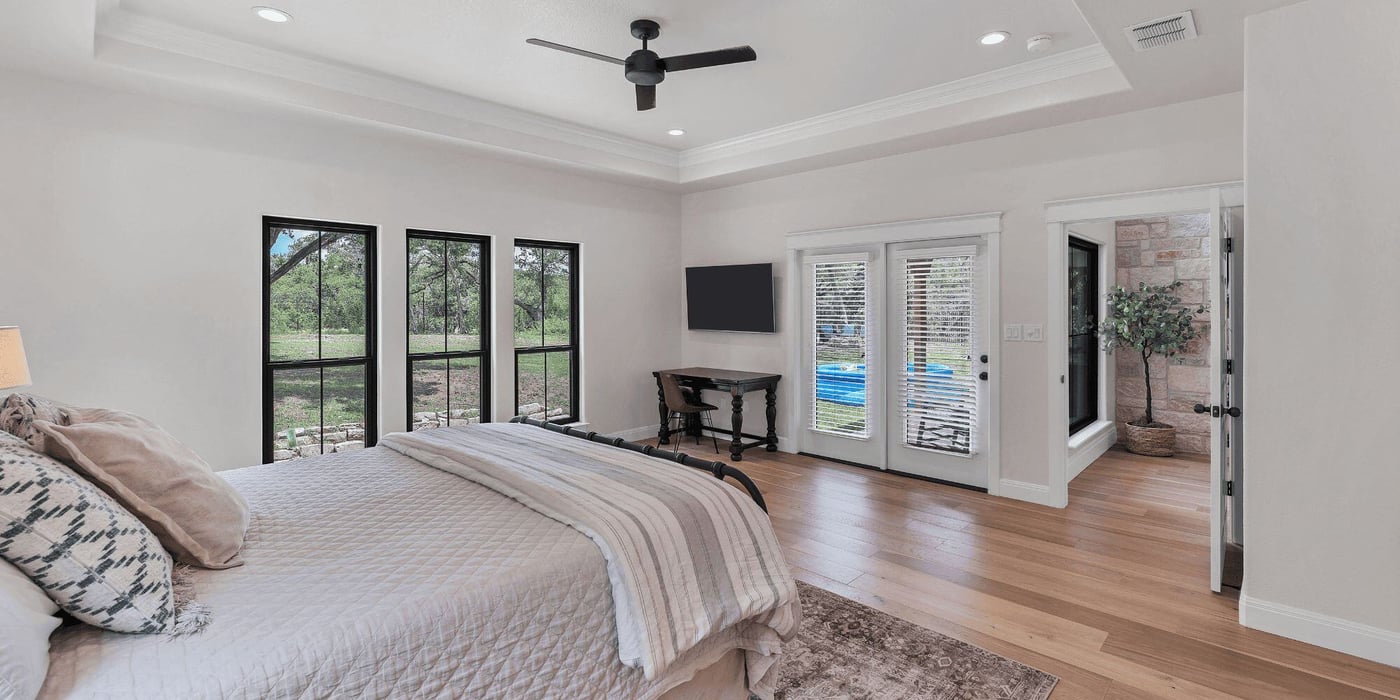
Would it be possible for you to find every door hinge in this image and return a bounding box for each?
[1224,359,1234,374]
[1225,480,1234,496]
[1223,237,1234,253]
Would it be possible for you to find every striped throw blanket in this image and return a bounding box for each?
[380,423,800,684]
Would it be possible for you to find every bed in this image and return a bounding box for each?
[37,420,798,699]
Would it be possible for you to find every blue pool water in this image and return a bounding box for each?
[815,362,956,406]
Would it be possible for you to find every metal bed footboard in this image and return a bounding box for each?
[507,416,768,512]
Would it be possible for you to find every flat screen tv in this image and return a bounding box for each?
[686,263,776,333]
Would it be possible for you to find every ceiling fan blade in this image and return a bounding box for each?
[636,84,656,111]
[526,38,625,65]
[660,46,756,72]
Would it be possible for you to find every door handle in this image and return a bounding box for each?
[1193,404,1241,418]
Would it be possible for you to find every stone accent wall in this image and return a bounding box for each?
[1114,214,1212,455]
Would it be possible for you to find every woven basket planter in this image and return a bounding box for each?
[1122,422,1176,457]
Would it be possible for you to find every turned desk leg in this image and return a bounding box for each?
[764,385,778,452]
[729,389,744,462]
[657,381,670,444]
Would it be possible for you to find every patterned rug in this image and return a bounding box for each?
[774,581,1058,700]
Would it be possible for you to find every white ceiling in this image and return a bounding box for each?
[118,0,1099,148]
[0,0,1304,188]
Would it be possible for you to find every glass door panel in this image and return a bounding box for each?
[886,241,989,488]
[1068,238,1099,435]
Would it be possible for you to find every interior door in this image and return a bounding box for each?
[1207,196,1245,592]
[800,249,883,466]
[1220,204,1243,588]
[885,241,990,488]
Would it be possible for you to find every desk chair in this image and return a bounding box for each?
[659,371,720,454]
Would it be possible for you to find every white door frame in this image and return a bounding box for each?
[1043,182,1243,511]
[1063,222,1117,482]
[785,212,1002,494]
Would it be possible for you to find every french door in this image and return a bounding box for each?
[801,249,882,466]
[800,237,992,489]
[885,242,990,487]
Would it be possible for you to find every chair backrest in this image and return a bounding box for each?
[659,372,694,413]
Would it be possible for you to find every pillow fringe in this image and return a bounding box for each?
[168,564,212,636]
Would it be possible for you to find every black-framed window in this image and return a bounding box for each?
[1068,237,1099,436]
[263,216,377,463]
[407,230,490,430]
[513,240,579,423]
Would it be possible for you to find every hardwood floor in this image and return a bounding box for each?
[661,440,1400,698]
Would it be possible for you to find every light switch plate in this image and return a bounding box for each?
[1003,324,1023,341]
[1023,324,1044,342]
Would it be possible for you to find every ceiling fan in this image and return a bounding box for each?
[527,19,757,111]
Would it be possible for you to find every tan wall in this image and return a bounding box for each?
[1112,214,1211,454]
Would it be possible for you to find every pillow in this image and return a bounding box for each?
[0,559,60,700]
[0,394,73,452]
[0,429,26,449]
[0,439,182,634]
[36,408,249,570]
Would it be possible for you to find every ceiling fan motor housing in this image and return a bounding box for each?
[625,50,665,85]
[526,17,755,111]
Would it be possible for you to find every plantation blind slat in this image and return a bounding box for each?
[901,248,979,455]
[809,258,869,438]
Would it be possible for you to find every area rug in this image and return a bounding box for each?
[773,581,1058,700]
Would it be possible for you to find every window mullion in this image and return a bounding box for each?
[316,232,323,361]
[441,239,448,353]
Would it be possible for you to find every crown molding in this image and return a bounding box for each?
[95,9,680,174]
[91,8,1125,188]
[679,44,1116,169]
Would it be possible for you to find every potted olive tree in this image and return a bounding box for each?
[1100,281,1205,456]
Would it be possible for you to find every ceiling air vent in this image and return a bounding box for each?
[1125,10,1198,51]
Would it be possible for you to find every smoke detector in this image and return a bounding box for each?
[1026,34,1053,53]
[1125,10,1198,51]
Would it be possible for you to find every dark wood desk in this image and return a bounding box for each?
[653,367,781,462]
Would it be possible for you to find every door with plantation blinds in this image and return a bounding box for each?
[885,242,990,487]
[801,250,882,465]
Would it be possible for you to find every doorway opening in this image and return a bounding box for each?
[1046,184,1243,594]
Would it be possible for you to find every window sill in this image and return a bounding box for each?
[1068,420,1115,451]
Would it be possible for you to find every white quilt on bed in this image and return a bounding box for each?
[381,425,798,686]
[40,446,772,699]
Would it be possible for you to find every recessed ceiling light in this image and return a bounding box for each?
[667,129,686,136]
[979,31,1009,46]
[252,6,292,23]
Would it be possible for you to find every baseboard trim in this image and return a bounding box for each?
[998,479,1067,508]
[1067,421,1117,481]
[1240,595,1400,668]
[611,425,793,453]
[612,425,661,442]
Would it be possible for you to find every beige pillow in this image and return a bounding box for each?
[35,408,249,569]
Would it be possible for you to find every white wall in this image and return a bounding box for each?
[1241,0,1400,661]
[0,69,682,469]
[679,93,1244,488]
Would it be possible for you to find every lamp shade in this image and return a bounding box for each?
[0,327,31,391]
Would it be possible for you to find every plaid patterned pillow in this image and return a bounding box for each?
[0,440,177,633]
